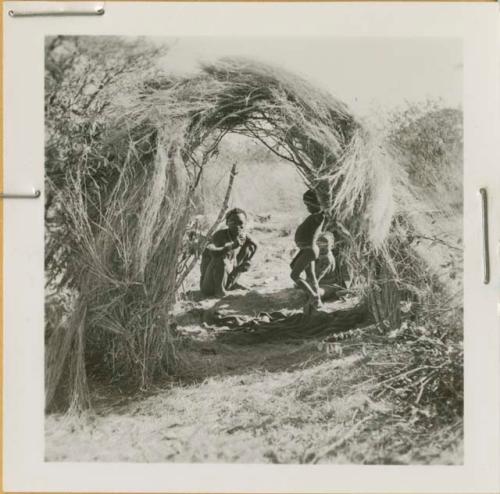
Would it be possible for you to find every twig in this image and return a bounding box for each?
[175,162,238,290]
[372,365,430,390]
[411,233,462,252]
[415,372,437,404]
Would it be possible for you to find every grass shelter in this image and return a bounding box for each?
[45,58,449,412]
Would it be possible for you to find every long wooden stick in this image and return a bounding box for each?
[176,162,238,290]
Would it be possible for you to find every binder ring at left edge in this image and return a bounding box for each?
[0,189,41,199]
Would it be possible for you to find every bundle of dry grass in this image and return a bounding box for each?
[45,57,460,411]
[46,124,189,412]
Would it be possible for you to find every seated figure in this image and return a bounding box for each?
[200,208,257,298]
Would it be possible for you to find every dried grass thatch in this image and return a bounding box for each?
[45,58,456,411]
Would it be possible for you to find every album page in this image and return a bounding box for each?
[2,2,499,492]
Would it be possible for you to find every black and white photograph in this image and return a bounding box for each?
[44,35,464,465]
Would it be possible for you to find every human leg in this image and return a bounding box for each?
[304,261,322,307]
[212,256,232,296]
[290,249,319,300]
[200,252,214,296]
[200,256,231,297]
[227,240,257,290]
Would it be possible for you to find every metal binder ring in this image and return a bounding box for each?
[0,188,41,199]
[8,5,105,17]
[479,188,490,285]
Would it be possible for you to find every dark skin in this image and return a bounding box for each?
[205,212,248,255]
[290,200,324,307]
[205,213,257,296]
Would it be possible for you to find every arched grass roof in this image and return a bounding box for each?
[111,57,396,249]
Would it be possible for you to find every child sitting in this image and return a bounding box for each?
[290,189,328,309]
[200,208,257,298]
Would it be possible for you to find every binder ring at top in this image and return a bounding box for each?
[8,3,105,17]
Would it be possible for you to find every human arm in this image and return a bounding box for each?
[311,213,326,249]
[305,260,321,303]
[295,213,325,251]
[232,234,257,274]
[205,230,238,255]
[243,234,258,254]
[317,252,336,282]
[205,240,237,254]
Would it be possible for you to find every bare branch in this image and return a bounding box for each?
[176,162,238,290]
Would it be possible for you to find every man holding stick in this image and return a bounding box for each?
[200,208,257,298]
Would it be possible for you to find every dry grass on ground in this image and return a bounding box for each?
[45,214,462,464]
[45,350,462,464]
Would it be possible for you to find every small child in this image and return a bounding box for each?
[200,208,257,298]
[315,231,336,284]
[290,190,327,308]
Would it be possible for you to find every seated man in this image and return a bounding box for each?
[200,208,257,298]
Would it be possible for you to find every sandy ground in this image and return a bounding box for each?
[45,214,463,464]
